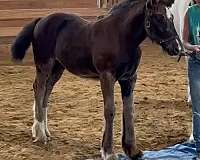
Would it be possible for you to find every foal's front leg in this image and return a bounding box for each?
[119,75,142,159]
[100,72,116,160]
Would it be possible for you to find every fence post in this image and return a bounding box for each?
[97,0,119,8]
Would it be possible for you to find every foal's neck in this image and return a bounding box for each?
[123,6,147,47]
[108,0,146,44]
[110,0,147,47]
[95,0,147,47]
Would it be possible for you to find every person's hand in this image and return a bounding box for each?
[191,45,200,53]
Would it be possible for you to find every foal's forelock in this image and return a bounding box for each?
[146,5,173,21]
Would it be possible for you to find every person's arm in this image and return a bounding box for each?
[183,11,200,52]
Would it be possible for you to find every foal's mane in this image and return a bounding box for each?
[108,0,145,15]
[108,0,175,16]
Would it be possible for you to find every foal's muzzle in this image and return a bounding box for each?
[160,34,187,58]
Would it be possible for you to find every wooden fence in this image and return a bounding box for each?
[97,0,121,8]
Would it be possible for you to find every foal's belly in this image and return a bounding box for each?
[56,49,98,78]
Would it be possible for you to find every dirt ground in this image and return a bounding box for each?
[0,41,192,160]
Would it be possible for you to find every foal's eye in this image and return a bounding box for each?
[156,16,165,22]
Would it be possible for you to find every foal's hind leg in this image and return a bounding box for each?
[32,60,54,143]
[118,75,142,159]
[100,72,116,160]
[42,60,64,138]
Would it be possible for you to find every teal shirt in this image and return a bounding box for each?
[188,4,200,45]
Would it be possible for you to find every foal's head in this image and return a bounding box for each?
[145,0,181,56]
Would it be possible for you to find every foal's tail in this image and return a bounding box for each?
[11,18,41,61]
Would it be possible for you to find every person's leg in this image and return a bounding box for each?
[188,57,200,156]
[186,56,192,105]
[186,55,194,142]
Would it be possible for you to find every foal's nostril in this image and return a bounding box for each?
[174,47,179,55]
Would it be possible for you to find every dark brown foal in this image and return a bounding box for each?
[12,0,181,159]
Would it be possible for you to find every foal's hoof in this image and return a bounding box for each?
[101,149,117,160]
[32,121,49,144]
[101,154,117,160]
[33,136,48,144]
[106,154,118,160]
[129,150,143,160]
